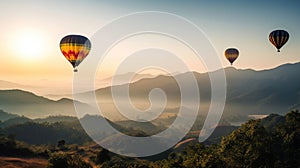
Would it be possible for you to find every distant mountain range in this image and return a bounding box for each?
[0,106,291,157]
[0,89,94,118]
[75,62,300,123]
[1,62,300,123]
[96,72,156,87]
[0,73,157,100]
[0,109,19,122]
[224,63,300,118]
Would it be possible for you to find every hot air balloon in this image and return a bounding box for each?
[269,30,289,52]
[225,48,239,65]
[60,35,91,72]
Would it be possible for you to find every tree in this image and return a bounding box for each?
[47,152,92,168]
[95,148,111,164]
[274,110,300,167]
[57,139,66,150]
[219,119,275,167]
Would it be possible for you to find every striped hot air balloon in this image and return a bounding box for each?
[60,35,91,72]
[269,30,289,52]
[225,48,239,65]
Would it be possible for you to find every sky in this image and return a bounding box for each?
[0,0,299,87]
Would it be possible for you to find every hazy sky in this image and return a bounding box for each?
[0,0,299,84]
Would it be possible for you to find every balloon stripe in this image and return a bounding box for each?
[225,48,239,65]
[269,30,289,52]
[60,43,91,49]
[279,31,285,48]
[60,35,91,69]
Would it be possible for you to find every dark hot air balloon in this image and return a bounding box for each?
[60,35,91,72]
[225,48,239,65]
[269,30,289,52]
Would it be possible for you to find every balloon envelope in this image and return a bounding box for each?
[269,30,289,52]
[60,35,91,71]
[225,48,239,65]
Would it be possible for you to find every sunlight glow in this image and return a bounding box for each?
[13,30,46,60]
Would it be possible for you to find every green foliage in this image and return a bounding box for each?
[99,156,150,168]
[150,110,300,168]
[0,110,299,167]
[57,139,66,150]
[273,110,300,167]
[0,116,31,128]
[95,148,111,164]
[47,152,92,168]
[0,134,35,156]
[219,119,275,167]
[3,121,91,145]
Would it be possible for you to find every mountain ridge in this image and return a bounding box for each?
[1,62,300,122]
[0,89,94,118]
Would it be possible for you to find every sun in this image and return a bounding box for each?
[14,29,46,60]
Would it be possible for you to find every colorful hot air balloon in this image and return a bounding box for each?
[60,35,91,72]
[225,48,239,65]
[269,30,289,52]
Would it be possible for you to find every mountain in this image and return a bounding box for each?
[1,121,91,145]
[116,120,161,134]
[0,116,31,128]
[0,89,94,118]
[259,113,285,132]
[0,115,80,128]
[0,109,19,122]
[96,72,156,87]
[33,115,78,123]
[224,63,300,116]
[76,62,300,123]
[79,114,128,140]
[42,73,157,100]
[0,114,148,145]
[2,62,300,123]
[203,125,239,144]
[227,63,300,118]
